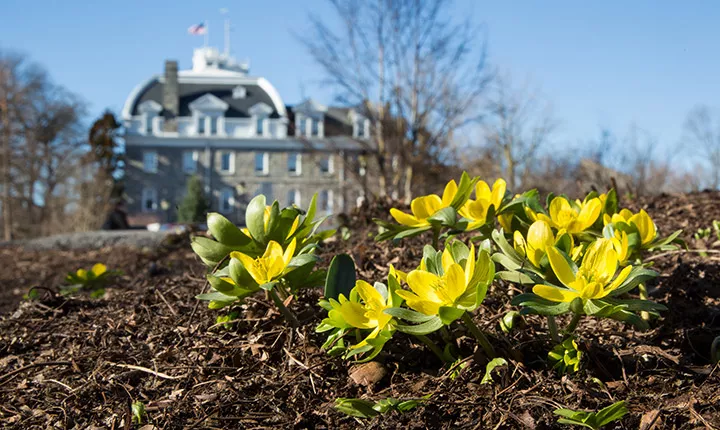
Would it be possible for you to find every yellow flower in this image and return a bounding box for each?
[459,179,506,230]
[602,208,634,226]
[231,239,297,285]
[397,244,479,316]
[532,239,632,303]
[389,180,458,227]
[326,280,394,349]
[514,220,555,267]
[629,209,657,246]
[611,230,630,264]
[534,196,602,234]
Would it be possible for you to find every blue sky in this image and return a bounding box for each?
[1,0,718,161]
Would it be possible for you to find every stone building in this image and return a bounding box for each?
[121,47,373,225]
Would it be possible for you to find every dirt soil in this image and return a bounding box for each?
[1,191,719,429]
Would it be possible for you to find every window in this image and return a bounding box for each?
[143,151,158,173]
[255,152,269,175]
[311,118,320,136]
[256,117,264,136]
[182,151,198,174]
[298,117,306,136]
[318,189,333,213]
[146,116,153,134]
[197,116,206,134]
[319,154,332,174]
[232,86,246,99]
[141,188,158,212]
[258,182,273,201]
[287,189,301,207]
[219,188,234,213]
[210,116,218,135]
[288,152,301,175]
[219,151,234,174]
[356,119,366,138]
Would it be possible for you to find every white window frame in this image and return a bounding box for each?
[143,151,158,173]
[141,187,158,212]
[255,152,269,175]
[182,151,198,174]
[255,116,266,137]
[354,118,369,138]
[196,114,207,135]
[258,182,273,201]
[287,189,301,207]
[209,116,219,135]
[219,151,235,174]
[319,154,333,174]
[232,86,247,99]
[319,189,333,214]
[288,152,301,175]
[218,187,234,213]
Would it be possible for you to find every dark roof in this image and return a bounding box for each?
[131,80,281,119]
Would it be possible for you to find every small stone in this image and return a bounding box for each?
[349,361,386,387]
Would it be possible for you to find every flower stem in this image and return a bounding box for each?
[415,334,447,363]
[461,312,496,358]
[432,226,441,250]
[268,288,299,327]
[547,315,560,343]
[638,282,650,321]
[564,312,582,335]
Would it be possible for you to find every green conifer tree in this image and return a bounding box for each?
[177,175,210,223]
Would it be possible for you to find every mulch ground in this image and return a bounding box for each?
[1,191,719,429]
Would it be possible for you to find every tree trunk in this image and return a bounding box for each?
[503,145,515,191]
[0,79,12,241]
[403,163,413,204]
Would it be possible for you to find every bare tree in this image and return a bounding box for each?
[683,105,720,189]
[482,74,557,191]
[302,0,491,201]
[0,49,89,238]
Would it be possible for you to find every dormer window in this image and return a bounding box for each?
[249,102,273,138]
[189,94,229,137]
[311,118,320,137]
[232,86,247,99]
[298,117,307,136]
[138,100,162,136]
[354,117,369,139]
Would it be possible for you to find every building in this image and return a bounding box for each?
[121,47,373,225]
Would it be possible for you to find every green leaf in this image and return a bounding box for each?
[190,236,234,266]
[334,398,380,418]
[495,270,535,285]
[438,306,465,325]
[228,258,257,288]
[246,194,267,244]
[481,358,508,384]
[511,293,572,316]
[324,254,356,300]
[207,212,252,246]
[611,267,658,295]
[196,291,238,302]
[383,307,436,323]
[428,207,457,227]
[395,316,443,335]
[594,401,629,427]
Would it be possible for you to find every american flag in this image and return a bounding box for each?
[188,23,207,35]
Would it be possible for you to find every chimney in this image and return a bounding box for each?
[163,60,179,132]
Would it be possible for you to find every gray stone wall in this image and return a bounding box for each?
[125,144,365,225]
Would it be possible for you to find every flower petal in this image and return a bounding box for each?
[443,263,467,303]
[547,246,576,288]
[263,240,284,260]
[575,198,602,231]
[282,238,297,267]
[475,181,491,201]
[630,209,656,245]
[441,180,458,207]
[603,265,633,297]
[406,270,443,304]
[91,263,107,276]
[527,220,554,267]
[390,208,426,227]
[490,179,506,209]
[355,280,385,309]
[533,284,579,303]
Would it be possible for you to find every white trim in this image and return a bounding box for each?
[138,99,163,113]
[218,150,235,174]
[124,135,370,151]
[143,150,158,173]
[249,102,273,116]
[141,187,158,212]
[319,154,333,174]
[287,188,301,207]
[288,152,302,175]
[182,150,198,174]
[255,151,269,175]
[189,93,229,112]
[122,75,160,120]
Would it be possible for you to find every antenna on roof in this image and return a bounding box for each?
[221,8,230,56]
